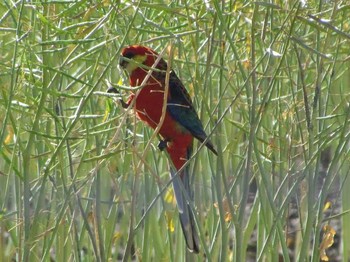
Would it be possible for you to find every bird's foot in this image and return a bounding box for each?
[158,139,169,151]
[106,83,129,109]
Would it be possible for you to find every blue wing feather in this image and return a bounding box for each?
[167,71,217,155]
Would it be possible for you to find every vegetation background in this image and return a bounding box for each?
[1,0,349,261]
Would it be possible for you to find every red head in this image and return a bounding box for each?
[119,45,160,75]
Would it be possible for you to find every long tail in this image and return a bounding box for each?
[170,166,200,253]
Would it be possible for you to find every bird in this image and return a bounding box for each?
[109,45,217,253]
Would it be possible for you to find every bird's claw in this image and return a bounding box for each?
[158,139,169,151]
[119,99,129,109]
[106,85,129,109]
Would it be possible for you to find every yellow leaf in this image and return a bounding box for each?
[213,197,234,222]
[234,2,243,12]
[164,188,175,205]
[323,201,332,212]
[165,211,175,232]
[224,212,232,222]
[320,254,329,262]
[113,232,122,243]
[320,224,336,261]
[4,127,14,145]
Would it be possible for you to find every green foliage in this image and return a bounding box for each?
[0,0,349,261]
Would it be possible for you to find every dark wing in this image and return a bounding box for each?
[167,71,217,155]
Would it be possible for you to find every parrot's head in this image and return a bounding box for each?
[119,45,159,75]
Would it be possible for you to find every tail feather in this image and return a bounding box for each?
[170,168,200,253]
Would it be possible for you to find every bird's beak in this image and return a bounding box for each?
[106,86,119,94]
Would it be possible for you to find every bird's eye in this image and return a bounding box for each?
[123,52,135,59]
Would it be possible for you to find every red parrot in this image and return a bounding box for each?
[109,45,217,253]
